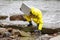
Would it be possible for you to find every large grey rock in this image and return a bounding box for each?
[49,35,60,40]
[40,34,53,40]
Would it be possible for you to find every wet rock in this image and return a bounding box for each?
[42,28,58,34]
[0,16,8,20]
[10,15,25,21]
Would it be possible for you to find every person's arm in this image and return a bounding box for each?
[37,12,43,30]
[38,21,43,30]
[23,15,31,22]
[23,15,32,26]
[28,21,32,26]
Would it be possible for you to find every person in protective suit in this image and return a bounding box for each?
[20,7,43,38]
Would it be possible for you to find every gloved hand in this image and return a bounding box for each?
[27,21,32,26]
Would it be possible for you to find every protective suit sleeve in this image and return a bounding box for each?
[38,12,43,30]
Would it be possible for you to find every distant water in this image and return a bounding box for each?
[0,1,60,29]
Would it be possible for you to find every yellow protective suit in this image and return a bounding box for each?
[24,7,43,30]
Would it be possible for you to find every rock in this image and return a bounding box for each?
[0,28,7,34]
[0,28,35,40]
[49,35,60,40]
[0,28,11,38]
[53,33,58,36]
[12,29,20,35]
[42,28,58,34]
[12,28,31,37]
[41,34,53,40]
[0,16,8,20]
[20,37,35,40]
[10,35,18,39]
[7,28,13,33]
[3,32,12,37]
[0,33,3,38]
[10,15,25,21]
[12,37,20,40]
[19,30,31,37]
